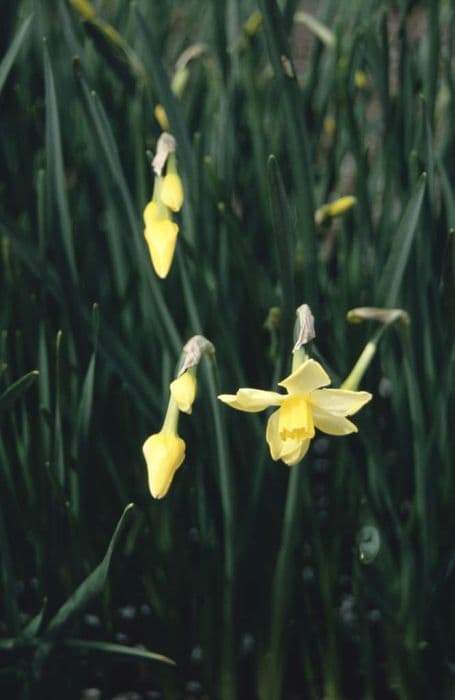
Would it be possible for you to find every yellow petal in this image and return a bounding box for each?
[170,372,197,414]
[309,389,372,416]
[266,409,284,460]
[266,410,310,465]
[144,219,179,278]
[278,359,331,395]
[278,395,315,440]
[312,408,358,435]
[218,388,283,412]
[161,173,184,212]
[142,432,185,499]
[281,439,311,466]
[143,200,159,226]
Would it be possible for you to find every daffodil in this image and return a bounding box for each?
[218,358,371,466]
[143,182,179,279]
[143,431,185,499]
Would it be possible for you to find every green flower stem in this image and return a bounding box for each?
[177,251,235,698]
[203,356,235,700]
[259,462,302,700]
[161,395,180,434]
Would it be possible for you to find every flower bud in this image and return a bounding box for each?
[142,432,186,499]
[161,173,184,212]
[170,372,197,414]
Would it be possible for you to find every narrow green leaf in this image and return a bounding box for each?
[53,331,65,487]
[43,42,78,285]
[20,600,47,641]
[32,504,136,676]
[71,306,99,462]
[0,14,33,96]
[44,503,136,639]
[257,0,318,307]
[0,370,39,414]
[379,173,427,306]
[65,638,175,666]
[268,155,296,327]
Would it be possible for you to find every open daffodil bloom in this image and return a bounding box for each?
[218,358,372,466]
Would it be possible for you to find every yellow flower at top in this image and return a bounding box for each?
[218,358,371,466]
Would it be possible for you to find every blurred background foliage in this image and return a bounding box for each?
[0,0,454,697]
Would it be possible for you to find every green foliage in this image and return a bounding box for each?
[0,0,454,698]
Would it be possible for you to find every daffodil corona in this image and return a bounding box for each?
[219,358,371,466]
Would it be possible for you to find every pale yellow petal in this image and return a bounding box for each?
[278,359,331,395]
[310,389,372,416]
[281,439,310,466]
[312,408,358,435]
[161,173,184,212]
[144,219,179,278]
[218,388,283,413]
[266,409,284,459]
[170,372,197,414]
[143,200,159,226]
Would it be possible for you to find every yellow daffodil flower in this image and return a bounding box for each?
[142,431,186,499]
[218,358,371,466]
[143,186,179,279]
[170,371,197,414]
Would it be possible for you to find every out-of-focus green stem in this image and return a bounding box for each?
[259,462,302,700]
[177,251,235,698]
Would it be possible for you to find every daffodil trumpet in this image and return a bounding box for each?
[218,356,371,466]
